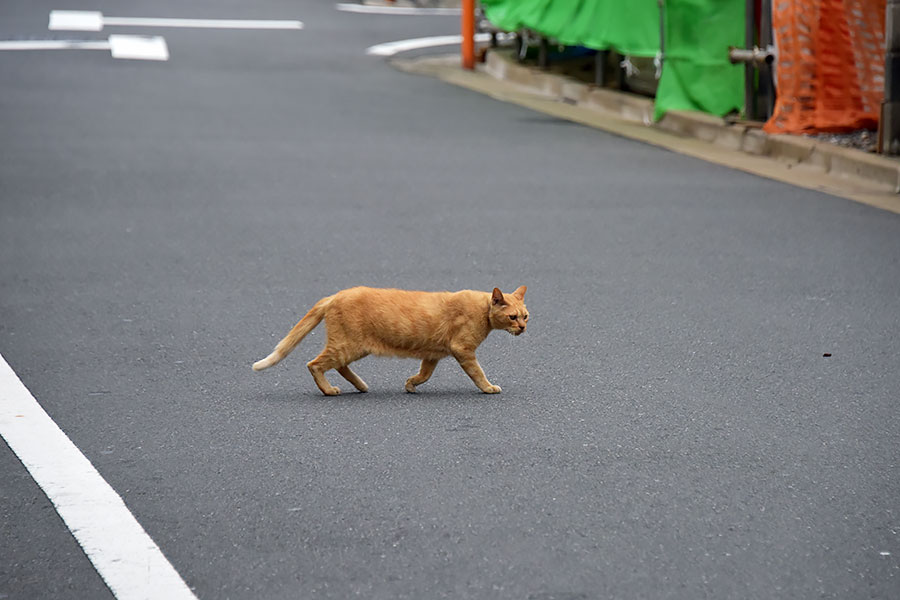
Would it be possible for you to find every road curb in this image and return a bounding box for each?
[484,50,900,194]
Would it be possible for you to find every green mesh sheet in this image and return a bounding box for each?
[481,0,660,57]
[654,0,745,119]
[480,0,745,119]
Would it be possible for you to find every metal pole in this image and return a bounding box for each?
[759,0,774,120]
[461,0,475,70]
[595,50,609,86]
[745,0,757,120]
[882,0,900,153]
[657,0,665,87]
[538,37,549,69]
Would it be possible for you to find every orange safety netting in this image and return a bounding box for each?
[764,0,885,134]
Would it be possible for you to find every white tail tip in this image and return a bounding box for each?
[252,352,280,372]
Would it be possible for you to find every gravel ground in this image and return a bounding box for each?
[808,129,878,153]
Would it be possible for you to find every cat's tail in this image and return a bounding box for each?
[252,295,333,372]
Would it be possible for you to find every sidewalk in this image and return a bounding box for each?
[395,49,900,215]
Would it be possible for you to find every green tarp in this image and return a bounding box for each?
[655,0,745,119]
[481,0,660,57]
[480,0,745,119]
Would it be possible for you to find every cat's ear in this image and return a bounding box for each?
[512,285,527,300]
[491,288,507,306]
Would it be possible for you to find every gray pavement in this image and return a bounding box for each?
[2,1,899,599]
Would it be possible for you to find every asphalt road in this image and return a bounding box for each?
[2,1,899,599]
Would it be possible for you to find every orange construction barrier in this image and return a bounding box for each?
[764,0,885,134]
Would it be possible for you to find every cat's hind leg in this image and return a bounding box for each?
[307,351,342,396]
[337,365,368,393]
[405,359,439,393]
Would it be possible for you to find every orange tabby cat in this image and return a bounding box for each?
[252,286,528,395]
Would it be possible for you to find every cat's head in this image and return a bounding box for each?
[490,286,528,336]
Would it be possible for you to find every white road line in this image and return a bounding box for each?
[49,10,303,31]
[109,35,169,61]
[0,36,169,61]
[0,39,111,51]
[0,354,198,600]
[103,17,304,30]
[366,33,493,56]
[336,3,460,16]
[49,10,104,31]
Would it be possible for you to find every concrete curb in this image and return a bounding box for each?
[484,50,900,194]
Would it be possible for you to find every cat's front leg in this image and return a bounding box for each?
[452,349,501,394]
[337,365,368,393]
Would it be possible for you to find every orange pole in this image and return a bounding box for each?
[461,0,475,70]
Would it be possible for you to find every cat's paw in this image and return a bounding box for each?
[404,380,417,393]
[482,384,502,394]
[322,386,341,396]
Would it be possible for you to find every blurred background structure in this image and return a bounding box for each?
[475,0,893,152]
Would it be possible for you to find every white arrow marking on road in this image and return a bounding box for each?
[0,35,169,61]
[366,33,501,57]
[0,353,198,600]
[49,10,304,32]
[336,3,460,16]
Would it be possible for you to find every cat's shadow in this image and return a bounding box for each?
[256,387,493,406]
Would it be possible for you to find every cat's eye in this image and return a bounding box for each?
[509,315,517,320]
[523,314,528,320]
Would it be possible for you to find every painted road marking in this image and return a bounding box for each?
[336,3,460,16]
[49,10,104,31]
[0,39,111,51]
[0,354,198,600]
[0,35,169,61]
[366,33,499,56]
[49,10,304,31]
[109,34,169,61]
